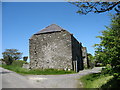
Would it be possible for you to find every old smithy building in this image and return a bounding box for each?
[29,24,88,72]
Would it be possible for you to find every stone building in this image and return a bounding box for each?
[82,47,89,68]
[29,24,85,72]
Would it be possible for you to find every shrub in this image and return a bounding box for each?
[3,56,13,65]
[12,60,27,67]
[2,49,23,65]
[23,56,28,62]
[101,64,112,75]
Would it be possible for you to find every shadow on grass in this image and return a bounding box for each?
[100,77,120,89]
[80,73,120,88]
[85,73,101,81]
[89,73,120,88]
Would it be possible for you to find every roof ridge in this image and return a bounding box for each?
[34,24,65,34]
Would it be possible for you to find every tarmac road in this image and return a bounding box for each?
[0,67,39,88]
[0,67,102,88]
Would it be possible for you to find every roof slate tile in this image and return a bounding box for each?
[35,24,65,34]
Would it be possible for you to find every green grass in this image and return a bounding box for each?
[80,73,114,88]
[1,64,75,75]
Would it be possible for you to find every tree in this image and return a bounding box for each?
[94,14,120,78]
[2,49,23,65]
[69,1,120,15]
[94,46,108,65]
[23,56,28,62]
[87,53,95,68]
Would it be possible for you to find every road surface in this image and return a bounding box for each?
[0,67,102,88]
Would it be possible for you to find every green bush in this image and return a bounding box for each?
[101,64,113,75]
[12,60,27,67]
[23,56,28,62]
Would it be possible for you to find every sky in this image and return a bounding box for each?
[1,2,112,62]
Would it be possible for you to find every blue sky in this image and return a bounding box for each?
[2,2,112,61]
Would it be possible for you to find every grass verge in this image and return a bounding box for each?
[80,73,114,88]
[1,64,75,75]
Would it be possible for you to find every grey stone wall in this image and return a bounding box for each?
[0,60,6,65]
[29,30,73,70]
[71,35,83,72]
[0,61,2,65]
[82,47,89,68]
[22,63,30,69]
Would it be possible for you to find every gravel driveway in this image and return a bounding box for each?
[0,67,102,88]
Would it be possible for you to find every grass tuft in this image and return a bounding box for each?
[80,73,113,88]
[1,64,75,75]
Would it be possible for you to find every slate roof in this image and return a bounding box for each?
[35,24,65,35]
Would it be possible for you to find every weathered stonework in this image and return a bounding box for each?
[0,61,2,65]
[0,60,6,65]
[22,63,30,69]
[82,47,89,68]
[71,36,83,72]
[29,24,87,72]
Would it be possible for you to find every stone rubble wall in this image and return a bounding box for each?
[22,63,30,69]
[82,47,88,68]
[29,30,73,70]
[71,35,83,71]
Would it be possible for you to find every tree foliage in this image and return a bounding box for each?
[23,56,28,62]
[87,53,95,68]
[2,49,23,65]
[94,14,120,77]
[69,1,120,15]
